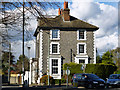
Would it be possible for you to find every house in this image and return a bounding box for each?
[33,1,99,83]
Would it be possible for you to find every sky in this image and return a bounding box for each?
[5,0,118,61]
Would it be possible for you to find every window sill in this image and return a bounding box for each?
[50,38,60,40]
[50,53,60,55]
[52,74,60,76]
[77,39,86,41]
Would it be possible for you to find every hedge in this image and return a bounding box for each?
[85,64,117,80]
[63,63,117,80]
[63,62,83,75]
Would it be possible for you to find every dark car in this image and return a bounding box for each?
[71,73,105,88]
[106,74,120,88]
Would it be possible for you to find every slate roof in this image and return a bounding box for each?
[34,15,99,36]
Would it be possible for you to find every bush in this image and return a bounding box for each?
[40,75,54,85]
[85,64,117,80]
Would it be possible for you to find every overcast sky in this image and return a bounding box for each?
[8,1,118,61]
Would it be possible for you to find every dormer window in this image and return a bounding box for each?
[77,30,86,40]
[50,29,60,40]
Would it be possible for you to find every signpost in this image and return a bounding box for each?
[66,67,70,87]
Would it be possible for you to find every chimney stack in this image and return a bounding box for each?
[58,8,61,15]
[63,1,70,21]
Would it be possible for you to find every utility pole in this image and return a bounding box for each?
[27,47,30,87]
[8,42,11,84]
[22,0,25,87]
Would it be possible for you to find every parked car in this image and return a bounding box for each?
[106,74,120,88]
[71,73,105,88]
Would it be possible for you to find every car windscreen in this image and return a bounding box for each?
[109,75,120,79]
[87,74,100,79]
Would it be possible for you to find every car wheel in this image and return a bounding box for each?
[106,85,109,88]
[87,83,93,89]
[73,82,78,87]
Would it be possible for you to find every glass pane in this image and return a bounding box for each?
[79,31,84,39]
[52,59,58,66]
[52,30,58,38]
[79,59,85,64]
[52,44,58,53]
[79,44,84,53]
[52,67,58,74]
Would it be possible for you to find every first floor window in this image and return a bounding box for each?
[52,44,58,53]
[79,59,85,64]
[79,44,84,53]
[52,59,58,74]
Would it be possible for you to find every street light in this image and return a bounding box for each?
[27,46,30,87]
[46,32,50,86]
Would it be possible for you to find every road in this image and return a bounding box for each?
[2,85,120,90]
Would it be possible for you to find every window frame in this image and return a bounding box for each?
[52,59,58,74]
[77,43,86,54]
[77,29,86,40]
[50,29,60,40]
[50,42,60,54]
[79,59,85,64]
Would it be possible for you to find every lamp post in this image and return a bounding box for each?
[27,47,30,87]
[46,32,50,86]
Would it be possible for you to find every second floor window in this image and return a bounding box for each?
[50,29,60,40]
[79,31,84,39]
[77,30,86,40]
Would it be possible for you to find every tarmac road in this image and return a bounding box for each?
[2,85,120,90]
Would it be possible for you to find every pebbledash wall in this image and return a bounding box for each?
[36,29,96,80]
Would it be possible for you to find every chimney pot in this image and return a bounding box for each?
[64,1,68,9]
[58,8,61,15]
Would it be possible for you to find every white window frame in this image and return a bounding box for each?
[51,59,58,74]
[50,42,60,54]
[49,58,61,79]
[77,29,86,40]
[75,55,88,64]
[77,43,86,54]
[50,29,60,40]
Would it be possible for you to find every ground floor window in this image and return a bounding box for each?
[79,59,85,64]
[52,59,58,74]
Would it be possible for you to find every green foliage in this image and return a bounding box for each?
[16,55,29,73]
[85,64,117,80]
[96,55,101,63]
[2,52,15,74]
[40,75,54,85]
[102,51,113,64]
[63,62,83,75]
[114,70,120,74]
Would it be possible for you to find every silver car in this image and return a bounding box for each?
[106,74,120,88]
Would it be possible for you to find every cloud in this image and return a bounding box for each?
[70,1,118,55]
[3,1,118,60]
[11,40,35,61]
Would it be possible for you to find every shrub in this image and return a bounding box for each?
[40,75,54,85]
[85,64,117,80]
